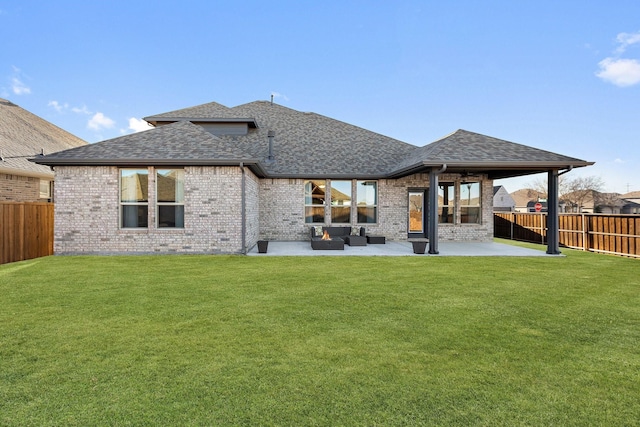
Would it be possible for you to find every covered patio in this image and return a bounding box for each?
[247,240,556,257]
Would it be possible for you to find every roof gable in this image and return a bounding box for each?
[390,129,592,178]
[145,101,233,119]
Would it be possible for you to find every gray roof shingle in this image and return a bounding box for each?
[390,129,592,178]
[35,100,594,179]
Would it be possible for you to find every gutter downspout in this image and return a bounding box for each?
[558,165,573,176]
[428,164,447,254]
[240,162,246,255]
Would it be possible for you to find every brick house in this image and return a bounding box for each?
[1,98,86,201]
[35,100,593,255]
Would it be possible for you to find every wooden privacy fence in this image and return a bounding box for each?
[494,212,640,258]
[0,202,54,265]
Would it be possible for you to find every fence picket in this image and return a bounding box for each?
[0,202,54,265]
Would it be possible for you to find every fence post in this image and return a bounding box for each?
[582,213,587,252]
[510,212,514,240]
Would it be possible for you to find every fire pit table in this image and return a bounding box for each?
[311,237,345,250]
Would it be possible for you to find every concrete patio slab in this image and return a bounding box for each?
[247,240,556,257]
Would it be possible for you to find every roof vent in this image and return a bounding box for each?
[266,130,276,162]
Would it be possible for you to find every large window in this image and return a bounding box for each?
[120,169,148,228]
[304,180,326,223]
[331,180,352,223]
[460,182,481,224]
[438,183,455,223]
[157,169,185,228]
[357,180,377,223]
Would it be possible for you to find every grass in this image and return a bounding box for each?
[1,242,638,426]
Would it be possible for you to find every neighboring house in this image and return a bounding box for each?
[619,191,640,215]
[34,100,593,255]
[1,98,87,201]
[621,191,640,205]
[561,190,625,214]
[621,200,640,214]
[511,188,546,213]
[492,185,515,212]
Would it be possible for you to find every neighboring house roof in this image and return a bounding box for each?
[511,188,546,207]
[621,191,640,201]
[35,100,594,179]
[1,98,87,179]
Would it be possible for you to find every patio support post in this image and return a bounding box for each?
[547,168,560,255]
[428,165,444,254]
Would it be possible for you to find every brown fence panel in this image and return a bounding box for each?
[558,214,586,250]
[495,212,640,258]
[512,212,545,244]
[494,213,512,239]
[0,202,54,265]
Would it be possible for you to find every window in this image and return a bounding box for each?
[357,180,377,223]
[304,180,326,223]
[331,180,352,223]
[460,182,481,224]
[438,183,455,223]
[157,169,185,228]
[120,169,148,228]
[39,179,51,199]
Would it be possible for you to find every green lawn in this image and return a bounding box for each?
[1,243,638,426]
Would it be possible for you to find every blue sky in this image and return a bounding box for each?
[1,1,639,193]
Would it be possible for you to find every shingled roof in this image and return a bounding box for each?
[37,120,265,175]
[35,100,593,179]
[390,129,593,179]
[1,98,86,178]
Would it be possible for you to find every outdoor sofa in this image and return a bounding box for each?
[310,226,367,248]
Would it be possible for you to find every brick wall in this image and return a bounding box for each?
[258,174,494,243]
[54,165,249,255]
[259,178,308,241]
[53,167,494,254]
[378,173,493,241]
[0,173,41,202]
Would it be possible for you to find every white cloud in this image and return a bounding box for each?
[11,77,30,95]
[615,31,640,54]
[10,66,31,95]
[614,158,625,164]
[71,105,91,115]
[48,100,67,112]
[596,57,640,87]
[127,117,150,133]
[88,112,115,130]
[597,31,640,87]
